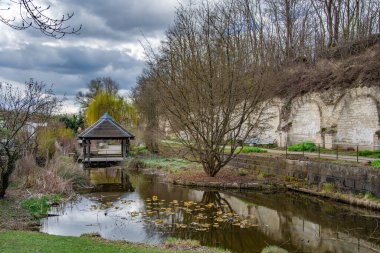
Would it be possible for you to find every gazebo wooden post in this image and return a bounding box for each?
[83,139,87,162]
[87,140,91,163]
[121,139,125,158]
[126,139,130,156]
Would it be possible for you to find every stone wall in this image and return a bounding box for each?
[257,86,380,148]
[288,102,321,144]
[230,154,380,197]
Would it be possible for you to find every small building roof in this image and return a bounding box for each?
[78,113,135,140]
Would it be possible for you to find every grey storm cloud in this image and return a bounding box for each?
[0,45,141,74]
[0,0,178,111]
[74,0,175,31]
[37,0,177,42]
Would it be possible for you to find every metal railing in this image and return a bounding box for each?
[283,141,380,162]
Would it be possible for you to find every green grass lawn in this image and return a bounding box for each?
[0,231,222,253]
[139,157,203,173]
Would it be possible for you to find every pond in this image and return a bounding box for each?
[41,169,380,253]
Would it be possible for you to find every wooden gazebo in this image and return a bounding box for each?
[78,113,134,164]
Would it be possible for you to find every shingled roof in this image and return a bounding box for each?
[78,113,134,140]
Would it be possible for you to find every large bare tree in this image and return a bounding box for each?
[0,0,80,38]
[0,80,60,198]
[135,0,379,176]
[142,1,271,177]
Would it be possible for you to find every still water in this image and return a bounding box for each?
[41,169,380,253]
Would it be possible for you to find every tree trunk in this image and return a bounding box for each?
[0,174,9,199]
[204,158,223,177]
[0,158,16,198]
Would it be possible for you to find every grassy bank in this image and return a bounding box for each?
[1,154,91,230]
[126,156,203,174]
[0,231,229,253]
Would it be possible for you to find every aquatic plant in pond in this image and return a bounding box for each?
[89,193,258,233]
[40,173,380,253]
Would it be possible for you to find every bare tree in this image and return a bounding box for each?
[135,0,379,176]
[76,77,120,109]
[142,1,270,177]
[133,70,161,153]
[0,0,81,38]
[0,80,61,198]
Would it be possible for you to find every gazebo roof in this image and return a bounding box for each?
[78,113,135,140]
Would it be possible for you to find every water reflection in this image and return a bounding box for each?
[88,168,134,192]
[41,173,380,253]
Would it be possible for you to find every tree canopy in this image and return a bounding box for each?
[85,92,138,127]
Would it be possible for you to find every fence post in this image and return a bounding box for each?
[336,144,339,160]
[285,142,288,159]
[357,145,359,163]
[302,142,305,157]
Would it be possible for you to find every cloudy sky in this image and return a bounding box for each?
[0,0,179,113]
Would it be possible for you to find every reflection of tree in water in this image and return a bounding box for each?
[89,168,135,192]
[121,171,134,191]
[139,190,254,249]
[201,191,234,213]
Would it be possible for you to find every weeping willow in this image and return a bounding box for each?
[85,92,138,127]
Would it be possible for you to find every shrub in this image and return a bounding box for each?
[364,191,375,200]
[37,128,56,160]
[358,150,380,157]
[240,146,267,153]
[322,182,334,192]
[358,150,373,156]
[21,194,62,216]
[371,160,380,168]
[288,142,316,152]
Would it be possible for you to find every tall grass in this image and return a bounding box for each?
[14,155,89,196]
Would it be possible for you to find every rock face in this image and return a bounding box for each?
[257,86,380,148]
